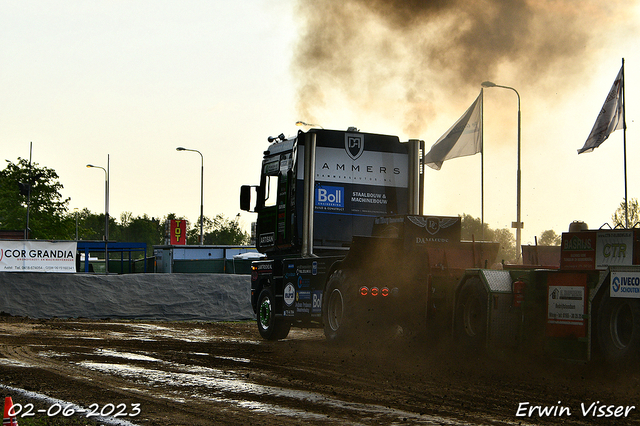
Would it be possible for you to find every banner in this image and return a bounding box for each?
[0,241,77,273]
[424,91,483,170]
[578,65,624,154]
[170,219,187,245]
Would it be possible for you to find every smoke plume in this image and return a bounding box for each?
[293,0,629,136]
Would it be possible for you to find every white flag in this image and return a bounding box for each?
[578,66,624,154]
[424,91,482,170]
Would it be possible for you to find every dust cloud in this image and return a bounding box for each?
[292,0,629,136]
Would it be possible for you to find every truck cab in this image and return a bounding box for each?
[241,128,421,258]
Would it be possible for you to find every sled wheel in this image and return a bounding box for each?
[257,288,291,340]
[597,291,640,362]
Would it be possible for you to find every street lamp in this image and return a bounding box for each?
[74,208,79,241]
[87,155,110,273]
[176,147,204,245]
[481,81,522,263]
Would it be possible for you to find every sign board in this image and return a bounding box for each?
[0,241,77,273]
[560,232,596,270]
[610,271,640,298]
[296,131,410,248]
[596,231,633,268]
[170,220,187,245]
[561,230,636,270]
[546,273,587,338]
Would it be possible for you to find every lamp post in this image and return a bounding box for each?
[481,81,522,263]
[87,154,109,273]
[176,147,204,245]
[74,208,79,241]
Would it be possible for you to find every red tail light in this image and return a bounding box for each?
[360,286,391,297]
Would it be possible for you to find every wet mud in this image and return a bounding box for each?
[0,317,638,425]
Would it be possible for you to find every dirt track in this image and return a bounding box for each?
[0,316,639,425]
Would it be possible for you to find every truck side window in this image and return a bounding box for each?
[264,174,278,208]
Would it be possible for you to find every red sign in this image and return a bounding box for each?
[170,220,187,245]
[560,231,596,270]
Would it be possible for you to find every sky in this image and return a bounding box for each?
[1,0,640,248]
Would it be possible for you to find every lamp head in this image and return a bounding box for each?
[176,147,186,151]
[481,81,497,88]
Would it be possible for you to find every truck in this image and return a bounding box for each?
[241,127,640,363]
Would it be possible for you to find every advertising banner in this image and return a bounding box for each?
[596,231,633,268]
[610,271,640,298]
[170,219,187,245]
[560,232,596,270]
[546,273,587,338]
[297,132,410,247]
[0,241,77,273]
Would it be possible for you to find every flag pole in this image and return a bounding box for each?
[622,57,628,228]
[480,89,484,240]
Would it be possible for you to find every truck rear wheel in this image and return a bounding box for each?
[257,288,291,340]
[323,270,357,342]
[455,277,488,350]
[597,292,640,362]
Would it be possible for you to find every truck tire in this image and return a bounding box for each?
[257,288,291,340]
[597,292,640,362]
[323,270,357,342]
[455,277,488,350]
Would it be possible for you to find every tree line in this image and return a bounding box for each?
[459,214,560,264]
[2,157,636,263]
[0,158,249,255]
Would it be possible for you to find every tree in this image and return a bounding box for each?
[493,228,516,262]
[112,212,164,256]
[461,214,517,263]
[186,214,249,245]
[612,198,640,228]
[460,214,491,241]
[538,230,561,246]
[75,210,168,256]
[75,208,118,241]
[0,158,73,239]
[206,214,249,245]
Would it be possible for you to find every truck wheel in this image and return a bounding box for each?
[323,270,356,342]
[257,288,291,340]
[455,278,488,350]
[597,292,640,362]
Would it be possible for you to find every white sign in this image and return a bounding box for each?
[297,145,409,188]
[283,283,295,307]
[596,231,633,269]
[548,285,585,325]
[0,241,77,273]
[610,271,640,298]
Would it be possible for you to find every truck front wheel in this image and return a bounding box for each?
[597,292,640,362]
[455,277,488,350]
[257,288,291,340]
